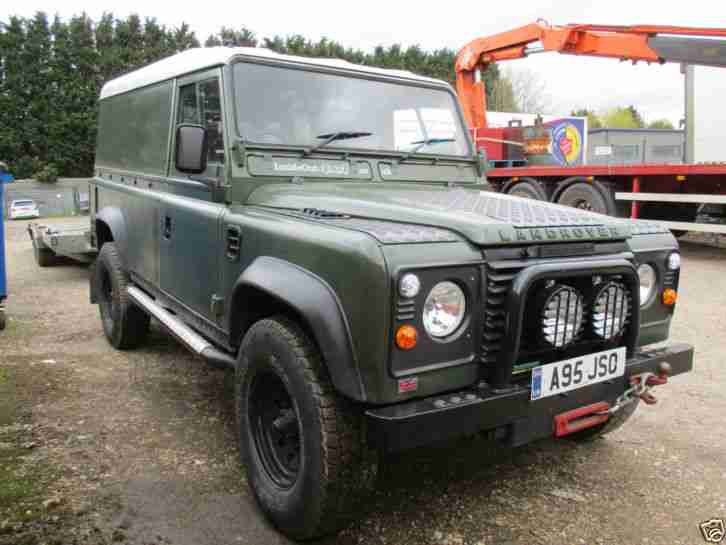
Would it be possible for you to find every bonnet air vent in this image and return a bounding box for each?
[301,208,350,219]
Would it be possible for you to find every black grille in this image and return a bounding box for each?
[481,260,637,383]
[481,262,525,366]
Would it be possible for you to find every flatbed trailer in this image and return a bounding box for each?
[456,22,726,233]
[27,218,95,267]
[485,162,726,233]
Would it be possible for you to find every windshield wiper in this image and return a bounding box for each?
[396,138,455,164]
[304,131,373,156]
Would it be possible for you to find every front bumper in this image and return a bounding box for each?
[367,343,693,452]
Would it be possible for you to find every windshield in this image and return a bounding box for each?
[13,200,34,207]
[233,62,470,157]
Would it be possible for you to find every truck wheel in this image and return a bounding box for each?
[33,240,58,267]
[236,316,368,539]
[506,178,547,201]
[557,182,615,216]
[95,243,150,349]
[566,399,640,442]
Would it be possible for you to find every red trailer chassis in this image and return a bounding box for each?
[485,162,726,233]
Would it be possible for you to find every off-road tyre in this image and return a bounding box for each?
[566,399,640,442]
[33,239,58,267]
[505,177,548,201]
[557,181,616,216]
[95,243,150,349]
[236,316,369,540]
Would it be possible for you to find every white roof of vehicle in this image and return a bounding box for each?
[100,47,447,100]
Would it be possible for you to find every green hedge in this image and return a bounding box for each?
[0,13,499,178]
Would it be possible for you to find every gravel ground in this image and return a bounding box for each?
[1,218,725,545]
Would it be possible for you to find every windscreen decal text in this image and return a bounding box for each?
[272,160,350,176]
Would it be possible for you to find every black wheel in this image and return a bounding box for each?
[566,399,639,442]
[557,181,616,216]
[236,316,369,539]
[0,309,6,331]
[506,178,547,201]
[33,239,58,267]
[95,243,150,349]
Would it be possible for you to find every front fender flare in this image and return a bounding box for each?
[231,256,365,401]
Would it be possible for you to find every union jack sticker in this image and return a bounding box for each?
[398,377,418,394]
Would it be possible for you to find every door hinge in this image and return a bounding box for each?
[211,294,225,317]
[226,225,242,261]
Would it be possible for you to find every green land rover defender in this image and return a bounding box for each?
[89,47,694,539]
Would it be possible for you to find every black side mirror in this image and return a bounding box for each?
[175,124,208,174]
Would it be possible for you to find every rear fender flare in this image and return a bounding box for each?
[95,206,128,256]
[230,256,365,401]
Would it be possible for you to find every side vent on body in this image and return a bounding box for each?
[226,225,242,262]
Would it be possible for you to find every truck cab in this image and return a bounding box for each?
[89,47,693,539]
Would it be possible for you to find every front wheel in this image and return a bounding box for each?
[236,316,369,539]
[94,243,150,349]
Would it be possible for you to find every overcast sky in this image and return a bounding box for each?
[3,0,725,126]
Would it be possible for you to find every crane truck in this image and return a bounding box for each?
[456,21,726,235]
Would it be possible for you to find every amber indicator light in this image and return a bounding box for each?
[662,288,677,306]
[395,325,418,350]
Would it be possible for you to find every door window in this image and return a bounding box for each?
[176,79,225,166]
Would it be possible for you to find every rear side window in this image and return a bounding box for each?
[176,79,225,165]
[95,81,173,176]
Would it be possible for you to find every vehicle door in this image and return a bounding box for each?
[160,69,227,324]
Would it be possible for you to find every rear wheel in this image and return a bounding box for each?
[557,181,616,216]
[506,178,547,201]
[236,316,369,539]
[95,243,150,349]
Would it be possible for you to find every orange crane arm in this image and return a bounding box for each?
[456,21,726,129]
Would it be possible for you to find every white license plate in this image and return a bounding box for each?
[530,347,626,401]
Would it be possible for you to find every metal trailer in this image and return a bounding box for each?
[27,219,96,267]
[0,179,6,330]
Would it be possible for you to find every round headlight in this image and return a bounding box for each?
[422,281,466,338]
[541,285,584,348]
[399,273,421,298]
[592,282,630,340]
[637,264,657,306]
[667,252,681,271]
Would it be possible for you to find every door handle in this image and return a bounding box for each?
[163,215,173,239]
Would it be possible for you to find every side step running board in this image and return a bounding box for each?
[127,285,237,369]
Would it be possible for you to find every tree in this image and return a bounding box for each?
[489,77,519,112]
[500,67,551,114]
[571,108,602,129]
[601,106,643,129]
[626,105,645,128]
[648,118,675,129]
[206,27,257,47]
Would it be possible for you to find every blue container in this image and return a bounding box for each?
[1,176,6,319]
